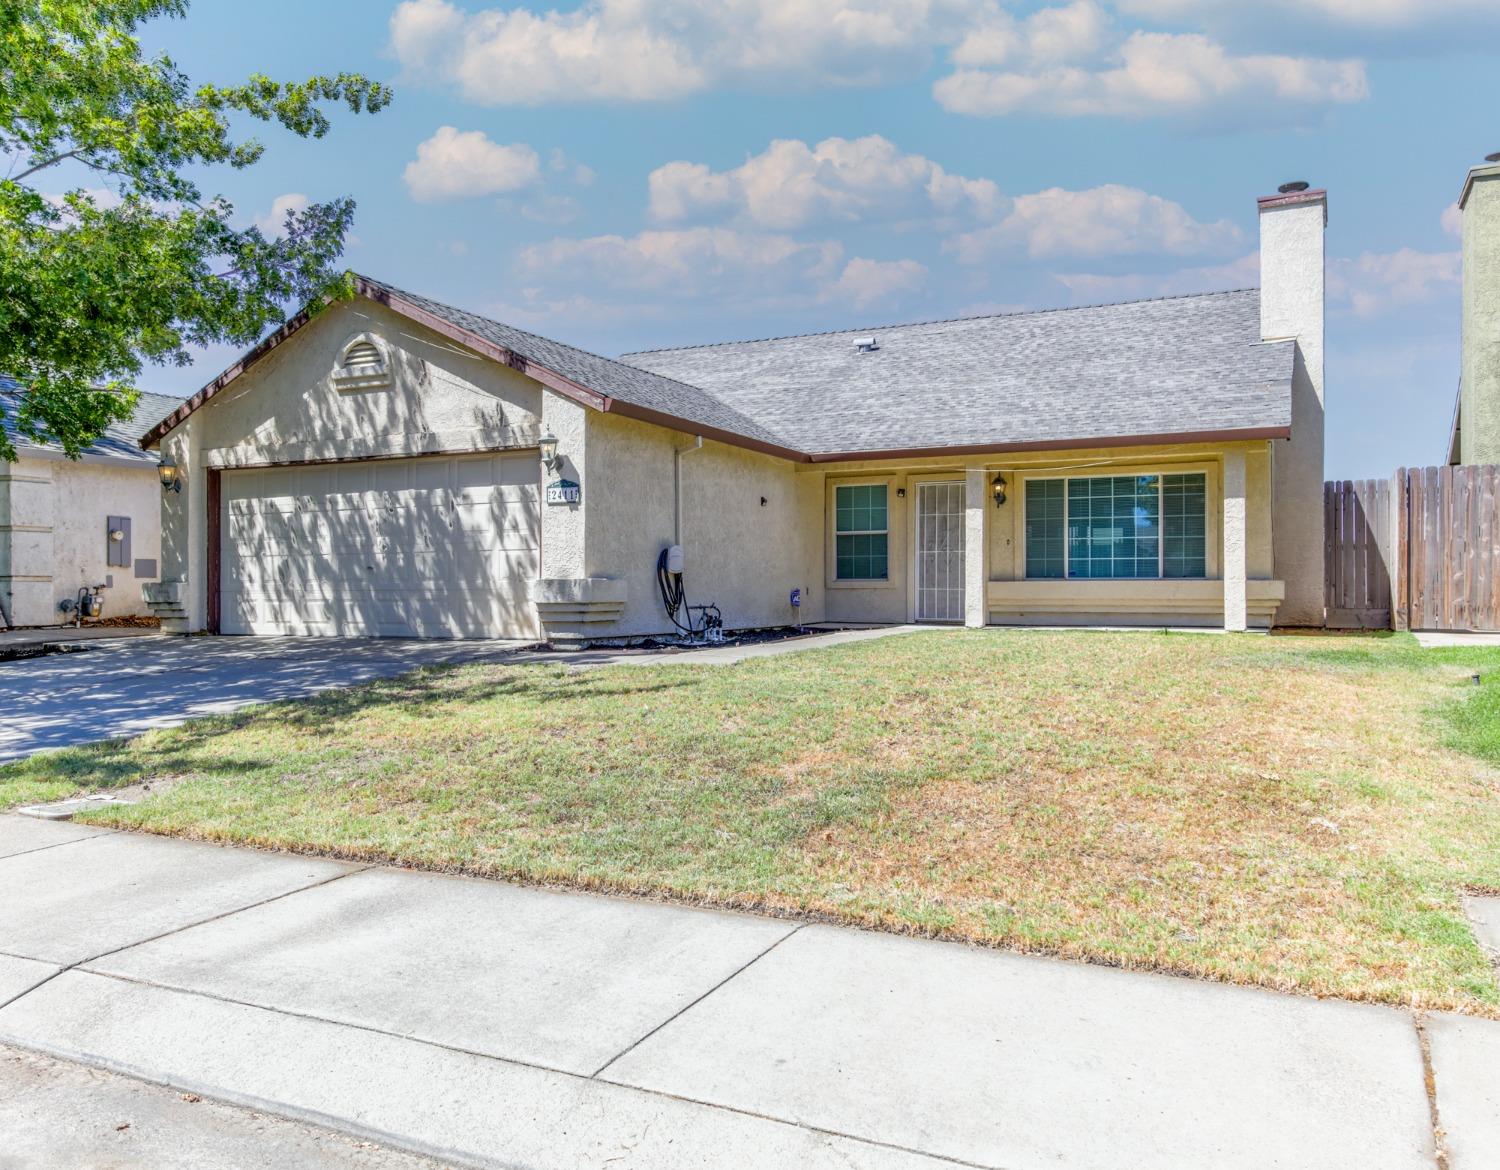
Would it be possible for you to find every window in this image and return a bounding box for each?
[835,484,889,580]
[1025,472,1207,580]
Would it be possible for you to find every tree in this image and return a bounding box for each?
[0,0,391,461]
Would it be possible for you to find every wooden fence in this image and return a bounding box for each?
[1325,465,1500,631]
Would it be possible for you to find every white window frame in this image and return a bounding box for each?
[831,479,892,584]
[1023,468,1211,581]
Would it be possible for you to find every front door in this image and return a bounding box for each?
[915,481,965,622]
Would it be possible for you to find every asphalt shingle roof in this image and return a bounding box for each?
[620,289,1294,456]
[1,376,181,463]
[359,277,796,450]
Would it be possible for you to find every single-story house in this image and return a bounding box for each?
[1,378,180,628]
[139,184,1327,642]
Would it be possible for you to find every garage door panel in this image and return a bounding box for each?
[221,452,540,639]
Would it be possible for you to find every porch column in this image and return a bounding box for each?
[1223,450,1247,632]
[964,468,988,629]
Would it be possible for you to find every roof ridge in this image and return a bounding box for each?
[619,287,1260,357]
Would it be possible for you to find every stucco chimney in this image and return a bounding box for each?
[1258,183,1326,627]
[1459,159,1500,464]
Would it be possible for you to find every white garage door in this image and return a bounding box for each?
[221,452,540,639]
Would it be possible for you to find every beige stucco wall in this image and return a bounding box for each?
[548,408,824,638]
[0,453,161,626]
[154,298,544,632]
[798,440,1279,628]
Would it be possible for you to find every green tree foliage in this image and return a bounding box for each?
[0,0,391,460]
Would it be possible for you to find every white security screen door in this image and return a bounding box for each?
[915,481,966,622]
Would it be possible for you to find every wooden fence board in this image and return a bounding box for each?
[1337,465,1500,631]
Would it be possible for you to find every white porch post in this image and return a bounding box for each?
[964,468,988,629]
[1223,450,1247,632]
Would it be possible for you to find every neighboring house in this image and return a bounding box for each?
[1,380,180,628]
[1449,156,1500,465]
[140,184,1327,642]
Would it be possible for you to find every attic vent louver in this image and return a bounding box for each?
[853,336,879,353]
[343,340,383,371]
[332,333,392,390]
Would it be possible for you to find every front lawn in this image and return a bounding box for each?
[5,629,1500,1013]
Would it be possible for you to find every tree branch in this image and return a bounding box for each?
[12,148,83,184]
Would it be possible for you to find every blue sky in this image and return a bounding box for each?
[118,0,1495,478]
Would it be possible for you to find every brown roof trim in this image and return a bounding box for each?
[139,277,612,448]
[603,398,808,462]
[803,426,1290,464]
[137,279,1291,465]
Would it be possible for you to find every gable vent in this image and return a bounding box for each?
[343,340,384,371]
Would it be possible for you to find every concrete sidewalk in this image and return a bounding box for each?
[0,815,1493,1170]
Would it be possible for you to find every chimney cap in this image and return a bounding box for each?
[1486,152,1500,163]
[1277,180,1310,194]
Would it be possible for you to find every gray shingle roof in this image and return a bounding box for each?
[1,376,181,463]
[620,289,1294,456]
[358,277,795,450]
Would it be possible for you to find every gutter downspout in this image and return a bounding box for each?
[674,435,703,546]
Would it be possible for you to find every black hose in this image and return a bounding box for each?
[657,547,697,635]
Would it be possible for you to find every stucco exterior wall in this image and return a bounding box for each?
[1461,164,1500,465]
[154,298,544,633]
[555,410,823,638]
[1260,192,1327,627]
[0,453,161,626]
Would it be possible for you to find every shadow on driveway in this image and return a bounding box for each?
[0,637,531,763]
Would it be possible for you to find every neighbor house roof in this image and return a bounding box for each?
[140,279,1294,462]
[1,376,180,463]
[620,289,1295,458]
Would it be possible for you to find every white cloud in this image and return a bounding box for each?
[519,194,583,224]
[1442,203,1463,238]
[403,127,541,202]
[389,0,975,105]
[515,226,924,313]
[936,25,1367,122]
[252,192,310,237]
[1119,0,1492,30]
[948,184,1241,261]
[648,135,1003,230]
[952,0,1108,68]
[828,257,929,307]
[1329,249,1460,317]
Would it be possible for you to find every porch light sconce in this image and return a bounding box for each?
[896,487,906,499]
[538,432,562,472]
[157,457,182,493]
[991,473,1007,508]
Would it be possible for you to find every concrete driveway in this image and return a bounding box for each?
[0,636,529,763]
[1,815,1494,1169]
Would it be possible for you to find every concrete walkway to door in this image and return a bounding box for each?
[1,814,1495,1170]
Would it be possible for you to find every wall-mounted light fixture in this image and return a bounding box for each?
[538,432,562,473]
[991,473,1007,508]
[158,456,182,493]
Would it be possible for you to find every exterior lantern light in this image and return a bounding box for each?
[991,473,1007,508]
[538,432,561,472]
[158,456,182,493]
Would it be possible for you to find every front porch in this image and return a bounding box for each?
[820,445,1280,633]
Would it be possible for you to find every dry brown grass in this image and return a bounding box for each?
[5,629,1500,1012]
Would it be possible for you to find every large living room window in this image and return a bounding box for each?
[835,484,889,580]
[1025,473,1207,580]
